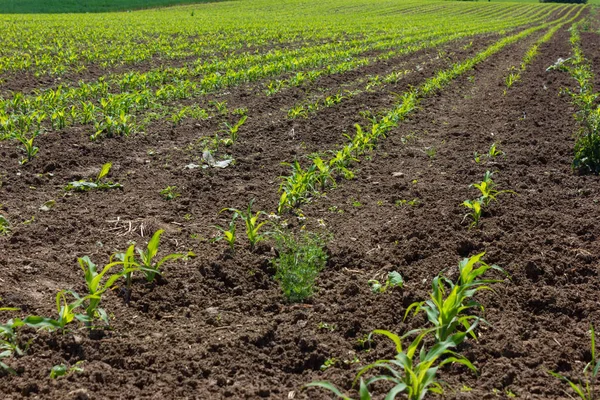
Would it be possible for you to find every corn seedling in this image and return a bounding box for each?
[233,107,248,116]
[307,328,476,400]
[505,69,520,90]
[472,171,513,207]
[0,312,25,374]
[462,198,483,228]
[288,105,308,119]
[223,199,267,251]
[310,155,336,191]
[78,254,136,328]
[221,115,247,145]
[15,132,39,165]
[278,161,318,213]
[265,80,284,96]
[160,186,180,200]
[209,100,228,115]
[51,108,67,130]
[425,147,437,159]
[272,229,328,302]
[395,198,420,207]
[405,252,505,342]
[329,145,357,180]
[463,171,512,227]
[65,162,122,192]
[43,290,86,332]
[487,142,504,158]
[214,213,238,252]
[321,358,338,371]
[549,325,600,400]
[113,244,138,300]
[169,108,187,126]
[134,230,194,283]
[368,271,403,294]
[0,215,10,235]
[318,322,336,332]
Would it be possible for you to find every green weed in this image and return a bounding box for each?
[160,186,180,200]
[368,271,404,294]
[272,229,328,302]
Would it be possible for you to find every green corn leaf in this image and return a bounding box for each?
[304,382,352,400]
[97,162,112,181]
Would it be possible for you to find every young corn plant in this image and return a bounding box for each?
[504,70,520,91]
[169,108,187,126]
[15,132,39,165]
[405,252,505,342]
[65,162,122,192]
[0,309,25,374]
[463,171,512,227]
[78,253,137,328]
[160,186,180,200]
[310,155,336,191]
[0,215,10,235]
[278,161,318,214]
[135,230,194,283]
[329,144,357,180]
[288,105,308,119]
[462,198,483,228]
[48,290,87,332]
[306,328,476,400]
[487,142,504,159]
[113,244,138,300]
[221,115,247,145]
[214,213,238,252]
[209,100,228,115]
[550,325,600,400]
[265,80,283,96]
[472,171,513,207]
[223,199,267,251]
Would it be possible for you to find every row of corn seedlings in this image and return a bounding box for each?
[277,7,583,215]
[307,253,507,399]
[262,3,564,100]
[300,14,584,399]
[0,5,562,155]
[284,37,486,121]
[554,19,600,174]
[0,1,558,79]
[0,230,193,374]
[504,14,574,93]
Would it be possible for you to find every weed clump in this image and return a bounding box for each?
[272,230,328,302]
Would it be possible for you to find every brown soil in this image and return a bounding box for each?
[0,14,598,400]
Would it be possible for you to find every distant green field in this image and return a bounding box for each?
[0,0,222,13]
[0,0,593,14]
[487,0,599,4]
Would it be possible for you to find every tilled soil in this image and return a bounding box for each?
[0,12,598,400]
